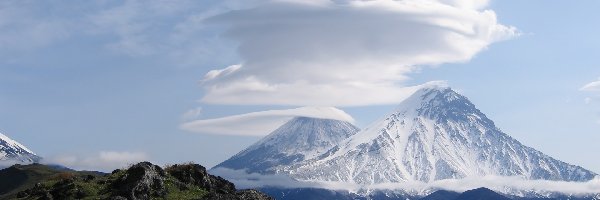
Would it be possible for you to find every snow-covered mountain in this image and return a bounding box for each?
[1,132,40,164]
[214,117,359,174]
[286,85,597,184]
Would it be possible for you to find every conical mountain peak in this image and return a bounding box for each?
[391,86,498,129]
[213,116,359,174]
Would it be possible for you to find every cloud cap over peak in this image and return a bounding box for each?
[180,106,355,136]
[200,0,517,107]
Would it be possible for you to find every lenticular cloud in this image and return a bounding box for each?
[201,0,518,106]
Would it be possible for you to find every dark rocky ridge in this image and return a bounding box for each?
[1,161,273,200]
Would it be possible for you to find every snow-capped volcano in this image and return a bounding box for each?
[1,132,40,164]
[287,85,596,184]
[214,117,359,174]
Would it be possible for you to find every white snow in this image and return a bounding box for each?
[0,132,35,155]
[213,116,360,174]
[0,131,38,163]
[212,85,597,197]
[286,86,596,184]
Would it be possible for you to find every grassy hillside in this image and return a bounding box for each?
[0,163,102,199]
[0,162,271,200]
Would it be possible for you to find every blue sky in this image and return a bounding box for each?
[0,0,599,172]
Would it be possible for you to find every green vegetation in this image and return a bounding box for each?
[0,163,208,200]
[0,164,101,199]
[164,175,207,200]
[0,162,272,200]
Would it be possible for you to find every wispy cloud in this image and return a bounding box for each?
[44,151,149,172]
[200,0,517,106]
[0,0,255,66]
[180,106,354,136]
[181,107,203,121]
[0,1,71,55]
[581,78,600,92]
[580,77,600,124]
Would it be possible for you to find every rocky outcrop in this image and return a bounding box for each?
[166,163,235,193]
[235,189,274,200]
[5,162,273,200]
[166,163,273,200]
[111,162,167,199]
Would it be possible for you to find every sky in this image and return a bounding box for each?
[0,0,599,173]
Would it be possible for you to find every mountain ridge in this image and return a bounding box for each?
[287,86,596,183]
[0,132,41,164]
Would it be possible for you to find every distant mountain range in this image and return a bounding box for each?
[213,85,599,199]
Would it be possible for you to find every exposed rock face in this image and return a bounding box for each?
[236,189,274,200]
[166,163,273,200]
[111,162,167,200]
[167,164,235,193]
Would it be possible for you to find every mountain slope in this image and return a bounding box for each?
[214,117,359,174]
[288,86,596,184]
[0,132,40,164]
[0,162,273,200]
[0,163,102,198]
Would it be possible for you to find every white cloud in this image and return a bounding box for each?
[211,167,600,196]
[181,107,203,121]
[200,0,517,106]
[434,0,490,10]
[180,106,355,136]
[43,151,149,172]
[581,78,600,92]
[84,0,266,65]
[203,64,242,81]
[87,0,198,56]
[210,167,317,189]
[580,78,600,124]
[0,0,258,66]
